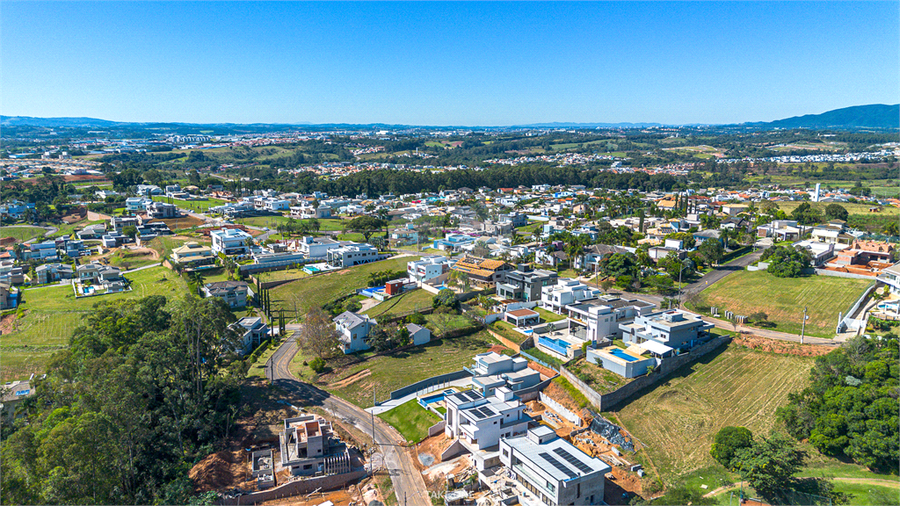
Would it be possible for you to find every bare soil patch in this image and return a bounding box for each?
[329,368,372,389]
[734,334,834,357]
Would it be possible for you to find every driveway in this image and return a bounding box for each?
[267,327,432,505]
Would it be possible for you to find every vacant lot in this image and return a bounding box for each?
[776,200,898,218]
[1,226,46,242]
[363,289,433,318]
[613,345,814,482]
[151,196,227,212]
[693,270,871,337]
[291,329,501,408]
[271,256,417,316]
[234,216,348,232]
[566,357,632,395]
[1,266,188,381]
[377,399,441,443]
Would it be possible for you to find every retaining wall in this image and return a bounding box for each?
[486,328,532,352]
[540,392,582,426]
[386,369,473,402]
[560,336,731,411]
[814,269,879,280]
[218,468,367,505]
[428,421,446,437]
[838,281,878,332]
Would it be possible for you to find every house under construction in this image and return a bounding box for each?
[279,413,352,476]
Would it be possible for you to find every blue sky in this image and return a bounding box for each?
[2,1,897,126]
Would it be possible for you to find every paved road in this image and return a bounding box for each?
[267,327,431,506]
[681,249,764,298]
[4,224,59,244]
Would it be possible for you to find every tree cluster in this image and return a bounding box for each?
[762,245,810,278]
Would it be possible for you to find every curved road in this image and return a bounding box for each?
[267,327,431,506]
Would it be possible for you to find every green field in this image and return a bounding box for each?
[291,329,500,408]
[106,248,160,270]
[613,345,814,482]
[776,200,898,218]
[363,289,433,317]
[692,270,872,337]
[1,226,47,242]
[1,266,188,381]
[271,256,418,316]
[234,216,348,232]
[151,195,227,212]
[489,320,531,345]
[377,399,441,443]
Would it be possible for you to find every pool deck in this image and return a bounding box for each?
[365,377,474,416]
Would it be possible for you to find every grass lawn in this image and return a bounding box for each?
[245,339,283,379]
[254,268,309,283]
[535,307,566,322]
[566,357,633,394]
[613,344,814,483]
[291,329,501,408]
[151,195,227,212]
[147,235,208,259]
[377,399,441,443]
[489,320,531,344]
[1,266,188,381]
[692,270,872,337]
[776,201,899,218]
[235,216,348,232]
[51,219,106,239]
[363,289,434,317]
[425,312,480,337]
[1,226,47,242]
[106,248,160,270]
[271,256,418,316]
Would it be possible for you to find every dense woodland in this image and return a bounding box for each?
[0,296,245,505]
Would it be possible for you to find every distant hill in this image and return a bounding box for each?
[0,115,125,128]
[745,104,899,130]
[514,121,665,129]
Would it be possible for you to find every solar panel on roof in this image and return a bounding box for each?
[540,452,578,479]
[553,448,593,474]
[469,407,487,419]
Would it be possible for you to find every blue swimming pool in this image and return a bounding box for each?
[608,348,639,362]
[538,336,570,356]
[418,389,455,409]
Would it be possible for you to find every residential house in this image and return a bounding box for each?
[564,295,656,342]
[833,240,894,266]
[135,184,163,196]
[574,244,633,271]
[0,260,25,285]
[333,311,376,354]
[467,352,541,397]
[325,243,381,268]
[406,323,431,346]
[496,268,558,302]
[101,232,129,248]
[279,413,352,476]
[76,224,106,240]
[23,241,58,261]
[432,233,476,252]
[126,197,152,212]
[620,309,713,356]
[110,216,140,234]
[288,236,348,259]
[0,282,18,310]
[451,255,514,287]
[407,256,454,284]
[34,263,74,284]
[147,201,178,219]
[203,280,250,308]
[496,426,610,506]
[756,220,802,241]
[540,278,602,313]
[876,262,900,296]
[444,388,531,451]
[390,223,419,246]
[229,317,268,355]
[692,229,721,245]
[210,228,253,256]
[172,242,216,268]
[1,380,35,423]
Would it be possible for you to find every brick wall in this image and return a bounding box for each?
[218,468,367,505]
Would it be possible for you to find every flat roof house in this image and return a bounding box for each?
[279,413,352,476]
[326,243,380,268]
[498,426,611,506]
[210,228,253,257]
[444,388,532,451]
[407,256,454,284]
[497,268,558,302]
[467,352,541,397]
[620,309,713,356]
[229,316,268,355]
[540,278,602,313]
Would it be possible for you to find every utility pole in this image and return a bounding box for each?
[800,306,808,344]
[372,386,376,447]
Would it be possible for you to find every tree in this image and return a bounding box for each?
[347,216,386,243]
[697,238,724,266]
[734,432,806,499]
[762,245,810,278]
[790,202,822,225]
[883,220,899,236]
[308,356,326,373]
[432,288,459,311]
[121,225,137,238]
[599,252,639,279]
[710,426,753,469]
[298,306,341,359]
[824,204,849,222]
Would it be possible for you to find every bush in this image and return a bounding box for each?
[406,313,427,325]
[308,357,326,373]
[710,426,753,469]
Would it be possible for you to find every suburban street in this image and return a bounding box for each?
[267,326,432,506]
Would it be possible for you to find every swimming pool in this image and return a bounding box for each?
[608,348,639,362]
[538,336,570,356]
[418,389,456,409]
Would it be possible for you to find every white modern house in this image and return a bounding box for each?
[563,295,656,342]
[288,236,349,259]
[210,228,253,256]
[444,388,531,451]
[620,309,713,356]
[407,256,454,284]
[229,316,268,355]
[498,426,610,506]
[467,352,541,397]
[540,278,602,313]
[333,311,376,354]
[326,243,381,268]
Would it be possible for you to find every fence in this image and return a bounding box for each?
[813,269,878,280]
[560,336,731,411]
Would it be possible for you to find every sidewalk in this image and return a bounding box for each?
[365,376,475,416]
